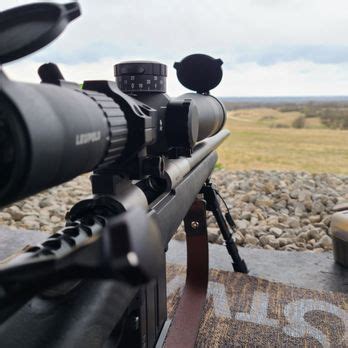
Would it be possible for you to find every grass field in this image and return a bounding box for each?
[217,108,348,174]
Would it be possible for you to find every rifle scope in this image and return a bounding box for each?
[0,76,128,207]
[0,54,225,207]
[0,2,226,207]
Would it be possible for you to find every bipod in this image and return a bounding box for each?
[164,182,248,347]
[201,180,248,274]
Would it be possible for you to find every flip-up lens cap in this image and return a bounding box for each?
[0,2,80,64]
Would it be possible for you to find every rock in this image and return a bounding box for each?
[22,202,37,212]
[322,216,331,226]
[309,215,321,223]
[280,193,290,202]
[20,216,40,230]
[255,211,266,220]
[249,216,258,226]
[208,232,219,243]
[50,216,62,224]
[294,203,306,217]
[215,236,224,245]
[234,232,244,245]
[295,242,306,249]
[236,219,249,230]
[39,197,54,209]
[284,244,300,251]
[313,223,328,231]
[176,223,185,234]
[6,206,24,221]
[269,227,282,238]
[244,234,259,246]
[319,230,326,237]
[288,217,300,228]
[278,214,288,223]
[304,199,313,211]
[312,247,324,253]
[259,234,274,246]
[318,235,332,250]
[268,238,280,249]
[297,232,308,242]
[52,225,64,233]
[308,238,316,245]
[46,205,62,216]
[290,190,299,199]
[0,212,12,222]
[282,231,296,239]
[208,227,220,243]
[332,202,348,212]
[301,218,310,225]
[240,191,258,203]
[278,238,291,247]
[241,212,252,221]
[255,197,273,208]
[312,201,325,214]
[274,200,287,209]
[264,182,275,194]
[266,216,279,226]
[306,229,320,241]
[298,190,310,202]
[174,231,186,241]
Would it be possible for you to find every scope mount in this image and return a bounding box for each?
[0,2,80,64]
[174,54,223,94]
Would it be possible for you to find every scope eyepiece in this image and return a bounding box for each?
[0,94,28,203]
[0,112,15,186]
[0,78,127,207]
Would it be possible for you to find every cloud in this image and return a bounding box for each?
[2,0,348,96]
[2,0,348,64]
[216,60,348,96]
[235,45,348,66]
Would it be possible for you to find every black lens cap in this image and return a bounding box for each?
[174,54,223,94]
[0,2,81,64]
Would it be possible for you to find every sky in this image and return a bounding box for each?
[2,0,348,97]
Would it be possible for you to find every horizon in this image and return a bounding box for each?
[221,95,348,99]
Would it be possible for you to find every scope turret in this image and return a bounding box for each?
[114,61,167,94]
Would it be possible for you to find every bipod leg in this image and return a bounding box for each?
[164,198,209,348]
[201,181,249,274]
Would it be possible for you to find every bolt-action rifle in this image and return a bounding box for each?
[0,2,247,347]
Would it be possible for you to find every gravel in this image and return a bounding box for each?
[0,174,91,233]
[174,170,348,253]
[0,170,347,253]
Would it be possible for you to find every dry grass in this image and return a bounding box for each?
[218,108,348,174]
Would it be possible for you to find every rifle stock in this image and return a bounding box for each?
[0,149,220,347]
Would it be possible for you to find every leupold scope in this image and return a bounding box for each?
[0,2,226,207]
